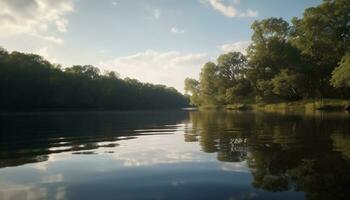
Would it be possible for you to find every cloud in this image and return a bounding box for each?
[34,47,57,63]
[220,161,249,172]
[239,8,259,17]
[99,50,209,92]
[203,0,258,18]
[112,1,118,7]
[147,8,160,20]
[0,0,74,43]
[98,49,106,54]
[206,0,237,17]
[153,9,161,19]
[220,41,251,54]
[171,27,185,34]
[40,35,64,45]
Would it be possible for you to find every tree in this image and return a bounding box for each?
[331,53,350,88]
[272,69,304,100]
[290,0,350,97]
[247,18,305,100]
[65,65,100,79]
[184,78,201,106]
[199,62,221,105]
[184,0,350,106]
[225,79,253,104]
[217,52,247,87]
[248,18,293,77]
[0,47,188,110]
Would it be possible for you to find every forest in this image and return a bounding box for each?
[185,0,350,107]
[0,48,188,110]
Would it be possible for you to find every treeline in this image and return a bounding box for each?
[185,0,350,106]
[0,48,188,110]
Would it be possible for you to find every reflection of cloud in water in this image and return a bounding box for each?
[219,161,249,172]
[41,174,63,183]
[0,182,66,200]
[55,186,66,200]
[30,153,69,172]
[112,129,216,167]
[228,192,258,200]
[119,150,209,167]
[0,183,47,200]
[171,180,186,187]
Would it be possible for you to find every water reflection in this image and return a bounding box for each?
[0,111,187,168]
[186,111,350,200]
[0,111,349,200]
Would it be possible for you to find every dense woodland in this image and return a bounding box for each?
[0,48,188,110]
[185,0,350,106]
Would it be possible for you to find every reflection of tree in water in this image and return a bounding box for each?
[289,154,350,200]
[186,111,350,199]
[332,134,350,159]
[0,111,188,168]
[186,111,254,162]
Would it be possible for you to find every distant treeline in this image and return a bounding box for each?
[0,48,188,110]
[185,0,350,106]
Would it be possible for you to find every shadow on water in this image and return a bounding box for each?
[185,111,350,200]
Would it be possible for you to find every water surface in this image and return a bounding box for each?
[1,111,350,200]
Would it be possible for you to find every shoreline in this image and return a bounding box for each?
[198,99,350,112]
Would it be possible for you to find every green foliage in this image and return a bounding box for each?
[225,79,253,104]
[290,0,350,96]
[184,78,201,106]
[186,0,350,107]
[271,69,304,100]
[256,80,274,101]
[331,53,350,88]
[199,62,222,105]
[0,48,188,110]
[184,52,254,106]
[217,52,247,87]
[291,0,350,67]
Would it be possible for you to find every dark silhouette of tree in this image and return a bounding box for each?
[0,49,188,110]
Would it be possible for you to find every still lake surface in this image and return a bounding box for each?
[0,110,350,200]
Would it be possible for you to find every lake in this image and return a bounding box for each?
[0,110,350,200]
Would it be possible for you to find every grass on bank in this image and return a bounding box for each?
[199,99,350,112]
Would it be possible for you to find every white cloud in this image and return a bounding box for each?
[0,0,74,43]
[99,50,210,92]
[112,1,118,7]
[171,27,185,34]
[207,0,238,17]
[40,35,64,45]
[98,49,106,54]
[34,47,57,63]
[239,8,259,17]
[220,41,251,54]
[154,9,161,19]
[203,0,258,18]
[148,8,161,20]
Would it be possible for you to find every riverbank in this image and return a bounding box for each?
[199,99,350,112]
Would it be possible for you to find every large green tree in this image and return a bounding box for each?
[247,18,306,100]
[290,0,350,97]
[331,53,350,88]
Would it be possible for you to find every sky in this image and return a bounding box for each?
[0,0,321,93]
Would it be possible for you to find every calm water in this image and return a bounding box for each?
[0,110,350,200]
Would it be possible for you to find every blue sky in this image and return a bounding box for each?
[0,0,321,92]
